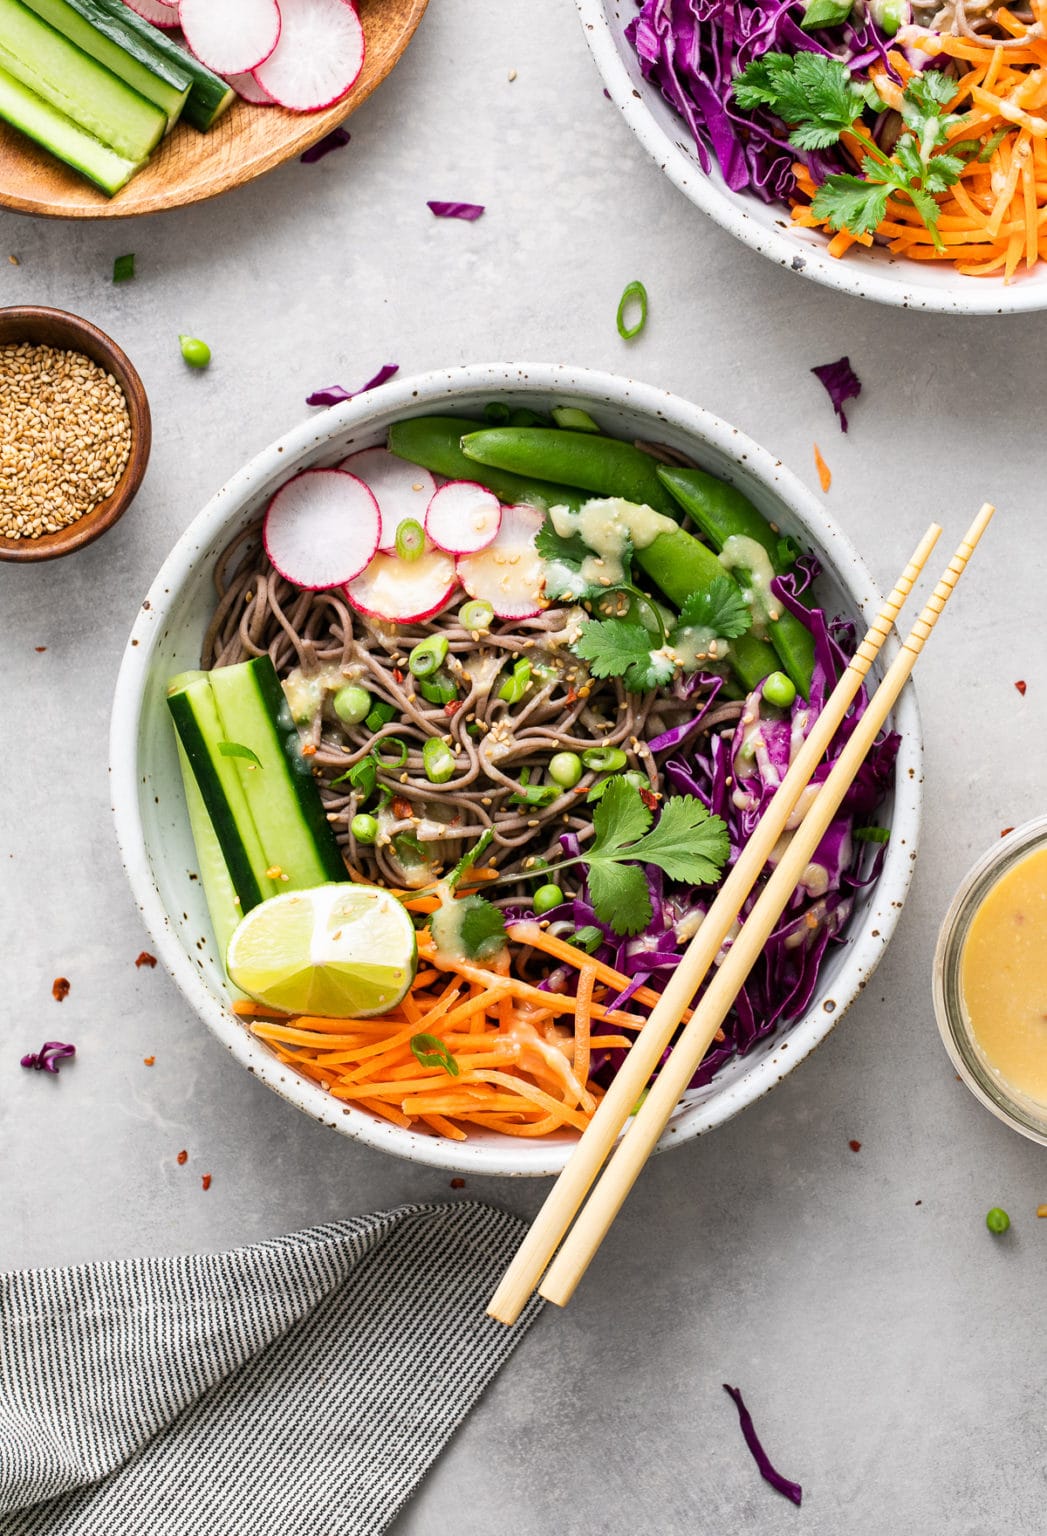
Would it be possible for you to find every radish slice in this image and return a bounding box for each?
[345,549,458,624]
[425,481,502,555]
[264,470,379,590]
[339,447,435,553]
[226,70,277,105]
[456,504,546,621]
[179,0,281,75]
[253,0,364,113]
[121,0,179,24]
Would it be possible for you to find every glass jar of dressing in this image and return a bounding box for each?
[934,815,1047,1145]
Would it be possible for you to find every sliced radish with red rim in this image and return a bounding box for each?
[178,0,281,75]
[253,0,364,113]
[425,481,501,555]
[345,549,458,624]
[121,0,179,25]
[339,447,435,553]
[264,469,380,590]
[456,503,546,621]
[226,70,277,105]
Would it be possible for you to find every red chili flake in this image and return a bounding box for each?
[392,796,413,819]
[1001,827,1015,837]
[34,646,47,653]
[201,1173,212,1191]
[639,788,659,811]
[135,951,157,969]
[176,1149,188,1165]
[849,1139,861,1152]
[52,977,70,1002]
[143,1056,155,1067]
[1014,680,1027,696]
[393,668,404,684]
[445,700,461,717]
[450,1178,465,1189]
[301,743,317,757]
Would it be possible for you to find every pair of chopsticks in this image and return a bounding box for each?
[489,505,995,1325]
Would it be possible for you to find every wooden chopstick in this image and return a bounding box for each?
[536,504,995,1309]
[486,519,943,1326]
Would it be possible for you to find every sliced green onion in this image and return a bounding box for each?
[422,737,455,784]
[410,1032,459,1076]
[409,635,448,678]
[483,401,512,425]
[498,659,532,704]
[417,670,458,706]
[551,406,600,433]
[616,280,648,340]
[332,752,379,798]
[854,826,891,844]
[218,741,262,768]
[112,253,135,284]
[351,813,378,844]
[376,736,409,767]
[583,746,628,773]
[587,770,648,804]
[460,598,494,632]
[510,781,560,808]
[549,751,583,788]
[395,519,426,562]
[571,926,604,954]
[978,125,1012,163]
[365,700,396,733]
[332,684,371,724]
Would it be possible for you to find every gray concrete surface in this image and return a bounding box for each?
[2,2,1046,1531]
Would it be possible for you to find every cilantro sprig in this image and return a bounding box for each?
[733,54,975,250]
[523,778,730,936]
[573,574,752,692]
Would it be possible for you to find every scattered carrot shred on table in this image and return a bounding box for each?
[143,1056,155,1067]
[1037,1205,1047,1217]
[135,951,158,968]
[176,1149,188,1165]
[849,1139,862,1152]
[1014,680,1027,696]
[450,1178,465,1189]
[813,444,832,492]
[52,977,70,1002]
[201,1174,212,1191]
[1001,826,1015,836]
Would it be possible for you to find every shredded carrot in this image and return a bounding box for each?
[813,444,832,493]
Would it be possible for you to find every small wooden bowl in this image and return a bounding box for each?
[0,305,151,564]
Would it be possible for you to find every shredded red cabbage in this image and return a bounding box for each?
[426,201,485,221]
[811,356,862,432]
[21,1041,76,1074]
[723,1384,803,1506]
[299,126,351,164]
[626,0,895,203]
[305,365,399,408]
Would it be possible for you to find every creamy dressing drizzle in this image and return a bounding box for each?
[549,496,678,589]
[718,534,778,640]
[282,661,359,723]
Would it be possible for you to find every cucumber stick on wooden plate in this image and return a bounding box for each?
[0,0,232,195]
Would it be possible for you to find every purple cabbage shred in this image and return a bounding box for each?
[21,1041,76,1074]
[299,126,351,164]
[723,1384,803,1506]
[426,200,485,221]
[305,364,399,408]
[811,356,862,432]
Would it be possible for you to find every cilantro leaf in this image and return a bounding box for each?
[676,576,753,641]
[902,68,955,115]
[458,896,508,960]
[923,150,965,193]
[535,515,634,604]
[448,828,495,891]
[573,618,676,693]
[810,173,890,236]
[218,740,263,768]
[535,517,590,567]
[733,53,869,150]
[410,1033,460,1077]
[580,778,730,935]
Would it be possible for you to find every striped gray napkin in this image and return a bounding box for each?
[0,1201,541,1535]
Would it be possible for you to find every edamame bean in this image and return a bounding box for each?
[762,672,797,709]
[333,685,371,724]
[533,884,564,914]
[986,1207,1010,1234]
[351,813,378,844]
[178,334,211,369]
[549,751,583,788]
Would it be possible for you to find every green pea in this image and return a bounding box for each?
[332,685,371,725]
[986,1207,1010,1234]
[762,671,797,710]
[460,599,494,632]
[533,883,564,914]
[351,813,378,844]
[549,751,583,789]
[423,737,455,784]
[409,635,448,678]
[583,746,628,773]
[178,334,211,369]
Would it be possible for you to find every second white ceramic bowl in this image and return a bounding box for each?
[110,363,922,1176]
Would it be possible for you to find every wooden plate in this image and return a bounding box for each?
[0,0,429,219]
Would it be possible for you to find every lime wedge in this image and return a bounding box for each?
[226,883,417,1018]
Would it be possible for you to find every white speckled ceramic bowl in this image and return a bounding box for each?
[110,363,922,1176]
[576,0,1047,316]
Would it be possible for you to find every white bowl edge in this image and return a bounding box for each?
[110,361,923,1177]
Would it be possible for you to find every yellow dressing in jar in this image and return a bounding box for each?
[960,845,1047,1105]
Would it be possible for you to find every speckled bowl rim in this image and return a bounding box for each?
[575,0,1047,316]
[110,362,922,1177]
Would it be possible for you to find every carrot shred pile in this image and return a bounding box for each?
[791,28,1047,279]
[230,922,686,1142]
